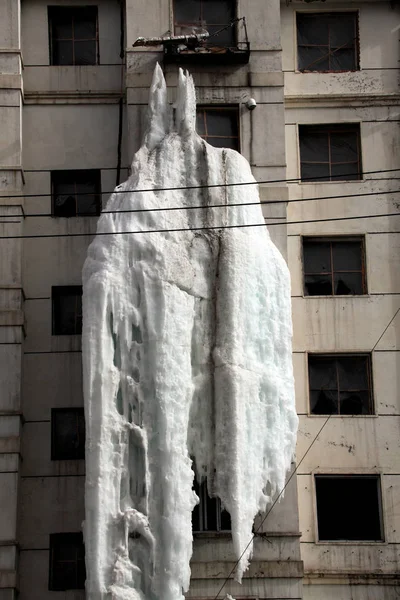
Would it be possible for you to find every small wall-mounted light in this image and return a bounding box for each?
[245,98,257,111]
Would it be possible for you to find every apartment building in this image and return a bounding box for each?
[0,0,398,598]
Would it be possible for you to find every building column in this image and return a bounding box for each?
[0,1,24,598]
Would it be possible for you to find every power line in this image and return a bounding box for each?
[372,307,400,352]
[213,414,332,600]
[0,211,398,241]
[1,187,400,220]
[1,168,400,201]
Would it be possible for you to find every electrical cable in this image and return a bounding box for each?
[0,186,399,220]
[213,414,332,600]
[1,168,400,201]
[0,211,398,241]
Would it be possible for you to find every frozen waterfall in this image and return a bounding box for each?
[82,65,298,600]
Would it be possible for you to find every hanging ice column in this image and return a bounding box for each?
[82,65,298,600]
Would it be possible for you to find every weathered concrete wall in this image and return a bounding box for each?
[282,0,400,597]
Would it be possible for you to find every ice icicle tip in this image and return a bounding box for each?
[175,68,196,136]
[144,63,170,151]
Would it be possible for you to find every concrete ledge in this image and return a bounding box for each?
[0,311,24,327]
[0,76,22,91]
[304,572,400,585]
[190,560,304,579]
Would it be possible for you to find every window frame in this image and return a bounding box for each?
[172,0,237,47]
[313,474,385,543]
[51,407,85,461]
[302,235,367,297]
[52,285,83,336]
[298,123,362,183]
[192,478,232,534]
[49,532,86,590]
[196,106,240,151]
[295,10,360,73]
[48,6,100,66]
[51,169,102,217]
[307,352,374,417]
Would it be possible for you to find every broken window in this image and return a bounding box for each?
[49,533,86,590]
[52,170,101,217]
[315,475,383,541]
[48,6,99,66]
[192,478,231,532]
[51,408,85,460]
[297,12,359,72]
[52,286,83,335]
[174,0,236,47]
[308,354,373,415]
[299,124,362,182]
[196,107,239,150]
[303,237,366,296]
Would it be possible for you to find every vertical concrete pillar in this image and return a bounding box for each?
[0,1,24,598]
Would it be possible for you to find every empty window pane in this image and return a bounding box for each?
[52,286,83,335]
[74,12,97,38]
[202,0,234,23]
[53,41,74,65]
[303,242,331,273]
[49,533,86,590]
[315,476,383,541]
[308,354,373,415]
[297,13,359,72]
[52,170,101,217]
[334,272,363,295]
[299,125,362,182]
[74,40,97,65]
[298,47,330,72]
[174,0,235,45]
[330,132,358,162]
[192,478,231,532]
[300,163,330,183]
[303,238,366,297]
[49,7,98,65]
[196,108,239,151]
[51,408,85,460]
[332,241,362,271]
[304,274,333,296]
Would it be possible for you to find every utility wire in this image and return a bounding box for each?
[371,307,400,352]
[1,168,400,201]
[213,414,332,600]
[1,187,400,220]
[0,211,398,241]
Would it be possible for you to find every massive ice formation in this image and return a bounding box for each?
[82,65,298,600]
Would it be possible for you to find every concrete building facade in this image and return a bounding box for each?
[0,0,398,598]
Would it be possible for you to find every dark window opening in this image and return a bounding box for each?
[303,237,366,296]
[192,478,231,532]
[308,354,373,415]
[49,532,86,590]
[52,286,83,335]
[196,107,239,150]
[52,170,101,217]
[297,12,359,72]
[51,408,85,460]
[48,6,99,66]
[174,0,236,47]
[315,475,383,541]
[299,124,362,182]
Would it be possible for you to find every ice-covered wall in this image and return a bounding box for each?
[82,65,298,600]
